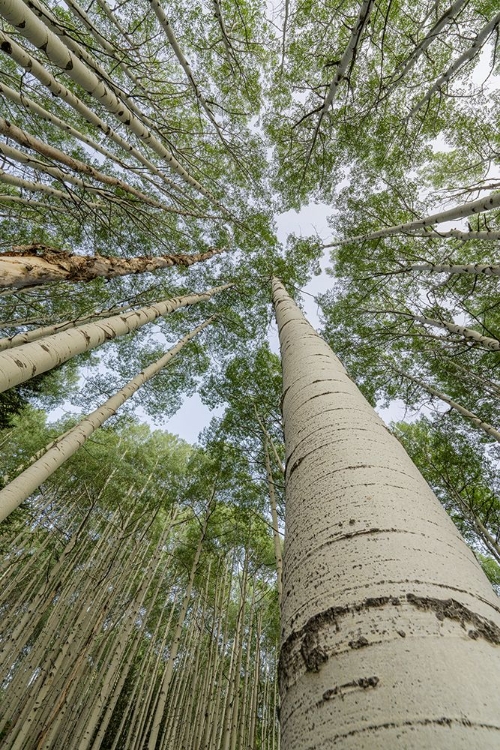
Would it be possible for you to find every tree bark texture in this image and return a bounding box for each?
[0,245,226,289]
[0,285,228,393]
[0,319,213,522]
[272,277,500,750]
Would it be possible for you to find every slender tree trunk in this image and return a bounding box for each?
[0,318,214,521]
[0,285,228,393]
[328,191,500,245]
[147,505,212,749]
[0,119,175,210]
[272,277,500,750]
[0,245,226,290]
[305,0,374,167]
[392,262,500,276]
[0,0,226,209]
[410,12,500,116]
[247,611,261,750]
[401,311,500,351]
[383,0,467,96]
[0,302,141,352]
[0,32,196,201]
[394,367,500,443]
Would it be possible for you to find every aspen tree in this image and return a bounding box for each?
[304,0,374,169]
[410,11,500,117]
[0,245,226,290]
[382,0,468,96]
[0,318,214,521]
[388,311,500,351]
[272,277,500,750]
[327,191,500,245]
[0,32,195,201]
[386,261,500,276]
[393,367,500,443]
[147,503,213,750]
[0,0,225,208]
[0,286,228,392]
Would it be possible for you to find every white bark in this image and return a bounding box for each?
[0,168,92,204]
[62,0,151,100]
[0,303,137,351]
[0,0,224,207]
[147,509,210,749]
[399,262,500,276]
[410,12,500,116]
[0,318,213,522]
[0,81,128,165]
[0,285,228,392]
[0,31,194,200]
[272,277,500,750]
[395,367,500,443]
[265,440,283,606]
[409,312,500,351]
[305,0,374,165]
[408,229,500,241]
[149,0,227,144]
[0,195,69,214]
[329,191,500,245]
[0,117,194,214]
[384,0,468,96]
[27,0,161,135]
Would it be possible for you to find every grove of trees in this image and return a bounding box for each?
[0,0,500,747]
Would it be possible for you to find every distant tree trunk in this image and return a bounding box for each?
[147,504,212,749]
[272,277,500,750]
[265,440,283,605]
[395,367,500,443]
[0,285,228,393]
[0,245,226,290]
[0,318,213,521]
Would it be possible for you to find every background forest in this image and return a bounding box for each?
[0,0,499,747]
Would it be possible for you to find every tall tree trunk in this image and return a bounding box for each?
[272,277,500,750]
[147,503,213,749]
[265,440,283,606]
[394,367,500,443]
[0,0,226,209]
[410,11,500,117]
[400,311,500,351]
[0,285,228,393]
[389,261,500,276]
[0,245,226,290]
[329,191,500,245]
[0,318,214,521]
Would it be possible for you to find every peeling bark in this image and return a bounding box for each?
[272,277,500,750]
[0,245,226,289]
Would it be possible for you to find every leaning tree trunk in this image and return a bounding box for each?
[0,285,228,393]
[0,319,213,522]
[272,277,500,750]
[329,191,500,245]
[0,245,226,290]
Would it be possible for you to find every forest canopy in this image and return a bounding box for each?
[0,0,500,747]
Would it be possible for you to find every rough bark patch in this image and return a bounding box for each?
[279,594,500,687]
